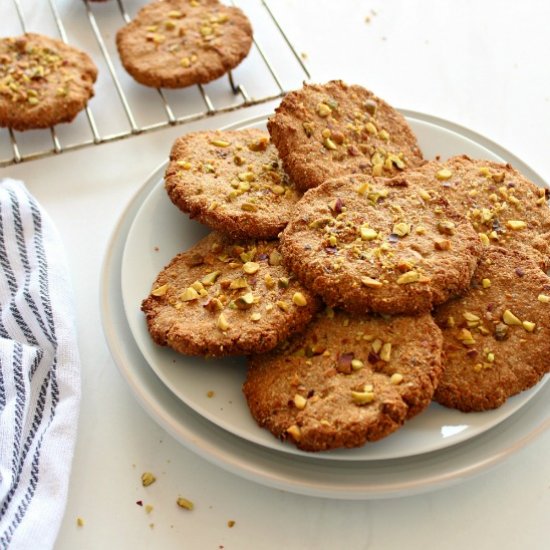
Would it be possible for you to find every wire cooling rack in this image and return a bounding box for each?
[0,0,310,167]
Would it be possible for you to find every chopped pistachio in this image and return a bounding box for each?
[210,139,231,147]
[292,292,308,307]
[293,394,307,410]
[482,278,491,288]
[217,313,230,331]
[229,278,248,290]
[323,137,338,150]
[457,328,476,345]
[479,233,490,246]
[316,102,331,117]
[286,424,301,441]
[242,261,260,274]
[360,227,378,240]
[361,276,383,288]
[268,250,282,266]
[141,472,156,487]
[436,168,453,181]
[235,292,254,310]
[180,287,200,301]
[250,312,262,322]
[506,220,527,230]
[276,300,290,312]
[392,222,411,237]
[371,339,382,354]
[396,271,420,284]
[390,373,403,385]
[351,390,375,405]
[379,342,392,362]
[522,320,536,332]
[151,284,168,297]
[351,359,364,370]
[502,309,522,326]
[537,294,550,303]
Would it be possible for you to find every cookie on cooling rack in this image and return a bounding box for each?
[116,0,253,88]
[141,232,319,357]
[243,308,443,452]
[399,156,550,270]
[267,80,424,191]
[279,173,482,315]
[165,129,302,240]
[433,246,550,412]
[0,33,97,131]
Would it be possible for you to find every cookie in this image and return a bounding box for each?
[399,156,550,269]
[433,247,550,412]
[0,33,98,131]
[243,309,443,452]
[280,174,482,315]
[267,80,424,191]
[141,232,319,357]
[165,129,301,239]
[116,0,253,88]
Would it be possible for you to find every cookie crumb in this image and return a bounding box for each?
[207,390,215,398]
[76,517,84,527]
[227,520,236,528]
[145,504,154,514]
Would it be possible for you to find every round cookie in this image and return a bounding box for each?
[267,80,424,191]
[398,156,550,270]
[433,247,550,412]
[165,129,301,239]
[243,309,443,452]
[141,232,319,357]
[280,174,482,315]
[0,33,98,131]
[116,0,253,88]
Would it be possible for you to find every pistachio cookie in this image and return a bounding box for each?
[244,309,443,452]
[165,129,301,239]
[141,232,319,357]
[433,247,550,412]
[267,80,424,191]
[116,0,253,88]
[399,156,550,270]
[0,33,97,131]
[280,174,482,315]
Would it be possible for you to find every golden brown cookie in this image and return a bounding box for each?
[267,80,424,191]
[0,33,98,131]
[141,232,319,357]
[116,0,253,88]
[399,156,550,269]
[244,309,443,452]
[433,247,550,412]
[165,129,301,239]
[280,174,482,315]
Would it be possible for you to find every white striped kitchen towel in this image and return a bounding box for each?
[0,179,80,549]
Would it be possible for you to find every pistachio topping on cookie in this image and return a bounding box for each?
[434,247,550,411]
[399,155,550,269]
[280,173,482,315]
[267,80,424,191]
[0,33,98,130]
[141,232,319,357]
[165,129,302,239]
[244,309,443,452]
[116,0,253,88]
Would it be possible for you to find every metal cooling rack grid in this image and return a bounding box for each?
[0,0,310,167]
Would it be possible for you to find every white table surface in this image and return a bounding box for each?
[2,1,550,548]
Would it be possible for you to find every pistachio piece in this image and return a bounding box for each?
[361,276,383,288]
[351,359,364,370]
[293,394,307,410]
[396,271,419,284]
[390,373,403,385]
[292,292,308,307]
[436,168,453,181]
[141,472,156,487]
[506,220,527,230]
[268,250,282,266]
[217,313,230,331]
[360,227,378,240]
[151,284,168,297]
[457,328,476,345]
[379,342,392,362]
[276,300,290,312]
[392,222,410,237]
[250,312,262,322]
[316,102,331,117]
[235,292,254,310]
[537,294,550,303]
[286,424,301,441]
[242,262,260,274]
[180,287,200,301]
[176,497,194,511]
[522,320,536,332]
[351,390,375,405]
[482,278,492,288]
[210,139,231,147]
[502,309,522,326]
[437,221,456,235]
[479,233,490,246]
[229,278,248,290]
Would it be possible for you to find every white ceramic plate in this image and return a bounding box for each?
[101,112,550,498]
[119,112,548,461]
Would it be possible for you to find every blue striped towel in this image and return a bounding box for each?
[0,179,81,549]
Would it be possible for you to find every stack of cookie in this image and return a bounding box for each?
[142,80,550,452]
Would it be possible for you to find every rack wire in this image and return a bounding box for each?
[0,0,310,167]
